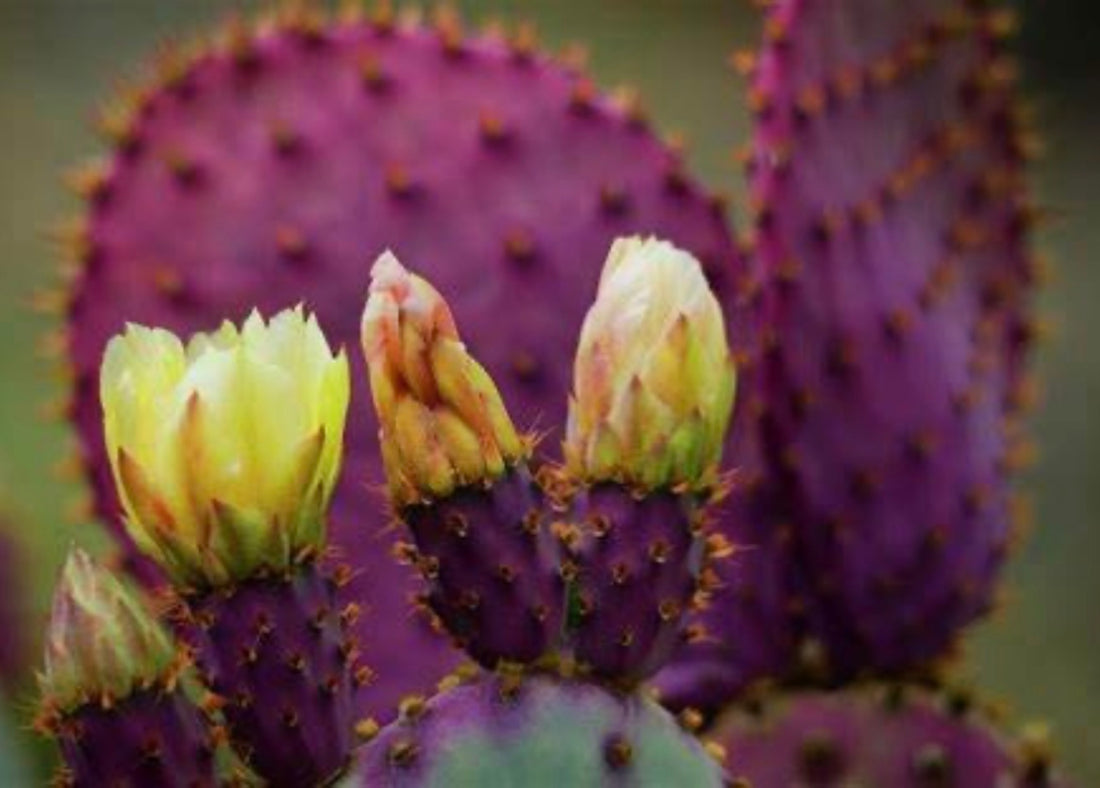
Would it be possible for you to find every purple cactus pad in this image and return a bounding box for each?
[399,466,564,668]
[50,687,215,788]
[65,14,741,721]
[567,484,707,685]
[663,0,1036,708]
[185,560,360,787]
[716,686,1072,787]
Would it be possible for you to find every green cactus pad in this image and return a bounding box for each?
[355,674,725,787]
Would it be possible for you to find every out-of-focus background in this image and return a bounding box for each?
[0,0,1096,782]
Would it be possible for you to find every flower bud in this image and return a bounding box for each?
[40,549,177,712]
[564,236,736,491]
[101,307,349,588]
[362,251,524,507]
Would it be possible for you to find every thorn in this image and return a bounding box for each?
[66,163,111,204]
[503,229,536,265]
[657,599,681,621]
[648,538,670,563]
[354,717,380,743]
[384,163,415,198]
[559,42,589,72]
[911,744,952,783]
[612,86,647,128]
[478,109,510,145]
[511,351,540,382]
[34,325,69,360]
[433,5,465,57]
[763,14,789,46]
[275,225,310,262]
[270,122,302,156]
[354,664,376,687]
[728,49,756,77]
[164,151,201,187]
[458,589,480,611]
[603,734,633,770]
[152,265,185,299]
[883,308,913,342]
[509,22,538,60]
[599,184,630,216]
[569,79,596,114]
[385,737,419,765]
[359,52,391,92]
[370,0,396,33]
[96,100,140,152]
[329,563,353,588]
[398,695,427,722]
[678,708,703,733]
[798,733,843,781]
[281,707,300,730]
[664,164,689,195]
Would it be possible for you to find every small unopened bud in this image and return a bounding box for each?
[362,251,524,507]
[564,236,735,491]
[40,549,177,712]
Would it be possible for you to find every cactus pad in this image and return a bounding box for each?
[50,688,216,788]
[399,467,564,668]
[668,0,1036,706]
[356,673,725,787]
[184,560,361,787]
[567,484,711,685]
[716,685,1071,787]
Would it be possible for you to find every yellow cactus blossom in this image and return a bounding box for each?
[101,307,349,588]
[361,251,524,507]
[564,236,736,491]
[41,548,177,713]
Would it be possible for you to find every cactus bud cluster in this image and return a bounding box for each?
[363,239,735,686]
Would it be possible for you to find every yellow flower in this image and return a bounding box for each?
[41,548,177,713]
[564,236,736,491]
[101,307,349,588]
[361,251,524,507]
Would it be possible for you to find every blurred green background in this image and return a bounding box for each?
[0,0,1096,783]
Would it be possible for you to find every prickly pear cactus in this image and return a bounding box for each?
[356,673,726,787]
[716,684,1071,787]
[58,9,740,720]
[666,0,1037,709]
